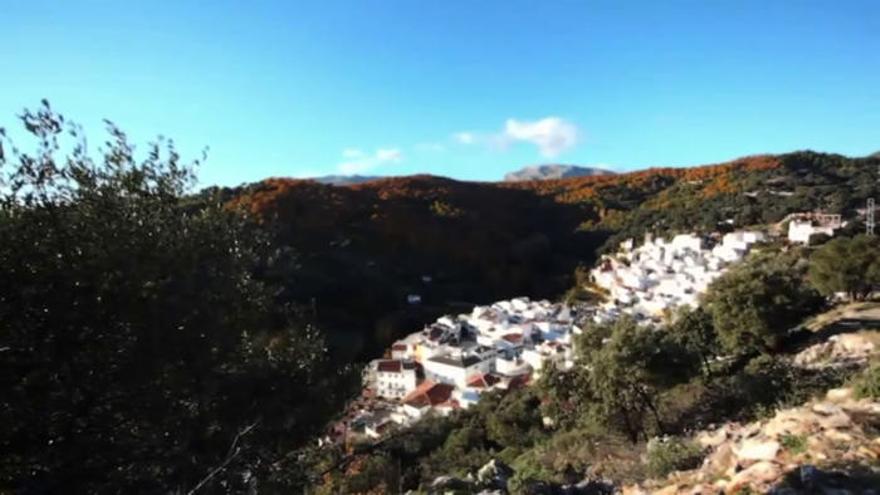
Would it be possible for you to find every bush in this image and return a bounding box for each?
[0,102,355,493]
[780,434,807,455]
[508,427,645,489]
[507,454,559,495]
[851,362,880,399]
[645,437,704,478]
[341,454,394,493]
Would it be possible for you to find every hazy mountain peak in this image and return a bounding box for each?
[311,174,381,186]
[504,164,615,182]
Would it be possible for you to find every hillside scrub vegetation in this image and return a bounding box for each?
[311,248,864,493]
[0,103,357,493]
[850,360,880,399]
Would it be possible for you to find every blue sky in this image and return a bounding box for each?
[1,1,878,187]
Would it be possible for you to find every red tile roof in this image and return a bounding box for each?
[404,379,436,397]
[403,380,454,409]
[377,360,402,373]
[467,373,501,389]
[502,333,523,344]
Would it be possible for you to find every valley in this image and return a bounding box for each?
[3,3,878,493]
[224,151,879,365]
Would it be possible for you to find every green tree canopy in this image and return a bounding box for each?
[572,317,699,442]
[0,102,355,493]
[667,306,719,377]
[705,251,824,355]
[808,235,880,301]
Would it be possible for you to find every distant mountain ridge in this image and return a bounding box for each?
[309,164,615,185]
[312,174,380,185]
[504,164,615,182]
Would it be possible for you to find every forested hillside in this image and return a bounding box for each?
[509,152,877,249]
[226,176,605,361]
[228,151,879,362]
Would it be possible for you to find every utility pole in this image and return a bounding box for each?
[868,198,875,236]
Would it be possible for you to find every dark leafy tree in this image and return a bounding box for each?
[809,235,880,301]
[536,365,584,430]
[706,251,824,355]
[0,102,356,494]
[667,307,719,377]
[575,317,697,443]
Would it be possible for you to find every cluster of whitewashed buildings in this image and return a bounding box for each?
[590,231,766,325]
[337,226,841,442]
[342,298,580,440]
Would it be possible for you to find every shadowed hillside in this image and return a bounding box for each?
[227,151,879,362]
[230,175,605,361]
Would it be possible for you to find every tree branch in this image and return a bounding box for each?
[184,420,260,495]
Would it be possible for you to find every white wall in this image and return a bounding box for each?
[376,369,418,399]
[423,357,493,388]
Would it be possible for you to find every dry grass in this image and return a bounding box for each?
[803,302,880,332]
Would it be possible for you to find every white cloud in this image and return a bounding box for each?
[502,117,579,158]
[375,148,402,162]
[414,142,447,153]
[451,117,580,157]
[453,132,476,145]
[342,148,365,159]
[337,147,402,175]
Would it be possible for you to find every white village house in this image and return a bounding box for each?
[373,359,420,399]
[347,230,771,440]
[422,348,496,388]
[787,213,843,245]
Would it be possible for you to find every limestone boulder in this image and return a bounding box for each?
[734,439,780,463]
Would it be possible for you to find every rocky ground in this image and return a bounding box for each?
[426,388,880,495]
[624,387,880,494]
[624,307,880,495]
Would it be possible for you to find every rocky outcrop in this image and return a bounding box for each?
[478,459,514,489]
[624,387,880,494]
[793,331,878,369]
[427,460,614,495]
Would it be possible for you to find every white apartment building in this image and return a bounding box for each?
[423,350,495,388]
[375,360,419,399]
